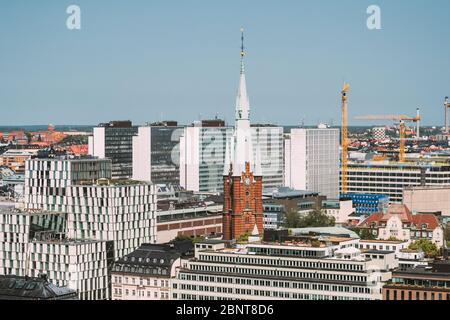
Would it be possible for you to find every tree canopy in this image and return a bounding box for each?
[284,210,335,228]
[408,238,439,258]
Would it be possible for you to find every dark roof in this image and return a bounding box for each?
[0,275,77,300]
[363,250,395,255]
[112,241,194,277]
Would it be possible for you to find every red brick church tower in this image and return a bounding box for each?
[223,29,263,241]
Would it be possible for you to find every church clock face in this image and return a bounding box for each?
[244,177,251,185]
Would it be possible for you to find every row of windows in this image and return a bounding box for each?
[183,265,368,284]
[198,253,364,272]
[113,276,169,287]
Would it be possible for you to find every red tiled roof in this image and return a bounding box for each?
[411,214,440,230]
[360,204,440,231]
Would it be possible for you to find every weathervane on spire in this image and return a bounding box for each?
[240,27,245,74]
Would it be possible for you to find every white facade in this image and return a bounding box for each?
[133,126,152,182]
[323,199,355,224]
[358,240,410,256]
[179,126,233,192]
[0,209,110,300]
[179,125,283,192]
[1,157,159,299]
[25,158,111,211]
[66,183,157,259]
[345,161,450,203]
[251,126,284,188]
[285,127,340,199]
[132,125,183,184]
[173,241,396,300]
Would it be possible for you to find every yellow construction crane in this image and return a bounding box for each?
[355,110,421,162]
[341,82,350,193]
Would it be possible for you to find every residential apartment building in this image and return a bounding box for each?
[172,238,397,300]
[285,126,340,199]
[344,161,450,203]
[358,204,444,248]
[111,242,193,300]
[0,149,39,172]
[88,121,137,179]
[132,122,184,185]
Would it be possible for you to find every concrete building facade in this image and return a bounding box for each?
[285,127,340,199]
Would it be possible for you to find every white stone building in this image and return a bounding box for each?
[284,127,340,199]
[172,239,397,300]
[111,242,193,300]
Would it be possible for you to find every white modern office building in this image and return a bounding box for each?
[284,126,340,199]
[24,157,111,211]
[172,239,397,300]
[252,125,284,189]
[179,124,233,193]
[1,156,158,299]
[132,123,184,185]
[88,121,137,179]
[344,161,450,203]
[0,207,111,300]
[179,124,284,193]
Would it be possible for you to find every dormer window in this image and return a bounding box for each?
[421,223,428,229]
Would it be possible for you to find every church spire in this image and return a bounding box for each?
[240,28,245,74]
[235,28,250,125]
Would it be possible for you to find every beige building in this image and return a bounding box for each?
[403,186,450,219]
[111,242,193,300]
[359,204,444,248]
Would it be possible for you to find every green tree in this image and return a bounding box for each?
[409,239,439,258]
[388,236,399,241]
[174,235,204,244]
[445,224,450,242]
[236,231,252,243]
[284,211,301,228]
[358,228,376,240]
[297,210,335,228]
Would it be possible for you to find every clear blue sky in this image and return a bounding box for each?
[1,0,450,126]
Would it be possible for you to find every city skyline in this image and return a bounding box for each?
[2,0,450,126]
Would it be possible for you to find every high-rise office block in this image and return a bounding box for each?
[132,122,184,185]
[88,121,137,179]
[285,126,340,199]
[179,121,233,193]
[251,125,284,189]
[344,161,450,203]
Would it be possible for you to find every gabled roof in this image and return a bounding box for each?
[360,204,441,230]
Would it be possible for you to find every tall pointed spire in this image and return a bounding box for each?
[235,28,250,124]
[240,27,245,74]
